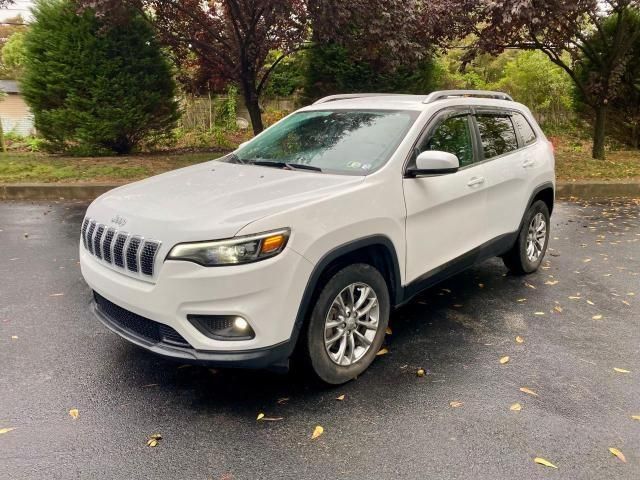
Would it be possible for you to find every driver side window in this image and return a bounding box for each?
[420,114,474,168]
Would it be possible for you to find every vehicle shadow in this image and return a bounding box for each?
[99,256,539,418]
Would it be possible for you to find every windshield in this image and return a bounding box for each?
[227,109,419,175]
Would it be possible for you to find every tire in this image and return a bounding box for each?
[502,200,550,275]
[303,263,390,385]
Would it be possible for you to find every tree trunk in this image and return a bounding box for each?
[592,104,607,160]
[245,94,264,135]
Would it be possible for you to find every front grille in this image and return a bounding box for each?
[82,217,161,278]
[94,292,191,349]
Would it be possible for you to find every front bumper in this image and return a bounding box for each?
[92,297,292,369]
[81,245,313,368]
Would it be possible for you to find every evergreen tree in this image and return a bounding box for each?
[21,0,178,154]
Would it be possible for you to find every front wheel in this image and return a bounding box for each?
[303,263,390,385]
[502,200,550,275]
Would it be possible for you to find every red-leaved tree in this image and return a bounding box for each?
[79,0,308,134]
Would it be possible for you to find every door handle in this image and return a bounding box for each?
[467,176,485,187]
[522,157,535,168]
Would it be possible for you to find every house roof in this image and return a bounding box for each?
[0,80,20,94]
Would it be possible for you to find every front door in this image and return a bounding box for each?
[403,109,489,284]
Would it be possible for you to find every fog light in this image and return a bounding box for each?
[234,317,249,330]
[187,314,255,341]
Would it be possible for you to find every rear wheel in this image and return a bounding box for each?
[303,263,390,385]
[503,200,550,275]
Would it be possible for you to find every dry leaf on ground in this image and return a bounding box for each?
[311,425,324,439]
[0,427,15,435]
[336,394,345,401]
[609,447,627,463]
[385,327,392,335]
[256,413,265,420]
[69,408,79,420]
[510,403,522,411]
[520,387,538,397]
[592,315,603,320]
[500,356,510,364]
[376,348,388,356]
[613,367,630,373]
[515,336,524,344]
[416,368,426,377]
[449,401,464,408]
[631,415,640,420]
[534,457,558,469]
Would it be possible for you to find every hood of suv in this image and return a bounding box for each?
[87,160,363,243]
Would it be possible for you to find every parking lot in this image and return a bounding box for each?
[1,198,639,479]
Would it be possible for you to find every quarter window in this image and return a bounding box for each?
[422,114,474,167]
[512,113,537,145]
[476,114,518,159]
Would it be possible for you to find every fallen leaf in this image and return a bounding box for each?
[478,283,484,288]
[150,433,162,440]
[376,348,388,356]
[500,356,510,364]
[609,447,626,463]
[534,312,545,316]
[613,367,630,373]
[515,336,524,344]
[147,439,159,447]
[385,326,392,335]
[336,394,345,401]
[49,293,64,297]
[534,457,558,469]
[0,427,15,435]
[69,408,79,420]
[631,415,640,420]
[568,296,581,300]
[545,280,559,285]
[510,403,522,411]
[311,425,324,439]
[449,401,464,408]
[583,258,592,263]
[525,282,536,289]
[256,413,265,420]
[11,335,18,340]
[416,368,425,377]
[520,387,538,397]
[554,306,563,313]
[517,298,527,302]
[586,300,594,305]
[592,315,603,320]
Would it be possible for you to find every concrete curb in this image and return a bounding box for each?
[1,181,639,201]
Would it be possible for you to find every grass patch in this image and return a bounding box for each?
[0,151,225,184]
[553,139,640,182]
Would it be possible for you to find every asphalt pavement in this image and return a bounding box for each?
[1,199,639,480]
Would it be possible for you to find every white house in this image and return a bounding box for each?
[0,79,35,136]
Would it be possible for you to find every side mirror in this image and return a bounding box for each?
[407,150,459,177]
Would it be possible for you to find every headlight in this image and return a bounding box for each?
[167,229,290,266]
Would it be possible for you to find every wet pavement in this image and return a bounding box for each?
[1,199,639,479]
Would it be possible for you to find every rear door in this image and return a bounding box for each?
[473,110,529,238]
[403,108,490,284]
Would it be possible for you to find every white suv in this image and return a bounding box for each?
[80,90,555,384]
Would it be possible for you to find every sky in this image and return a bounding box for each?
[0,0,33,22]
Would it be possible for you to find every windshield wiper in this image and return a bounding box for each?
[251,160,322,172]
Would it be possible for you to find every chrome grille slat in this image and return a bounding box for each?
[86,221,96,254]
[80,217,161,278]
[93,225,105,259]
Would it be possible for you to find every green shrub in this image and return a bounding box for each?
[21,0,179,155]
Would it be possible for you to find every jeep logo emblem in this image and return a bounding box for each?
[111,215,127,227]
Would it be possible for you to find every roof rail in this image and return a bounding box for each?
[423,90,513,104]
[313,93,404,105]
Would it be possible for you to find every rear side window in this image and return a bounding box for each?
[512,113,537,145]
[475,114,518,159]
